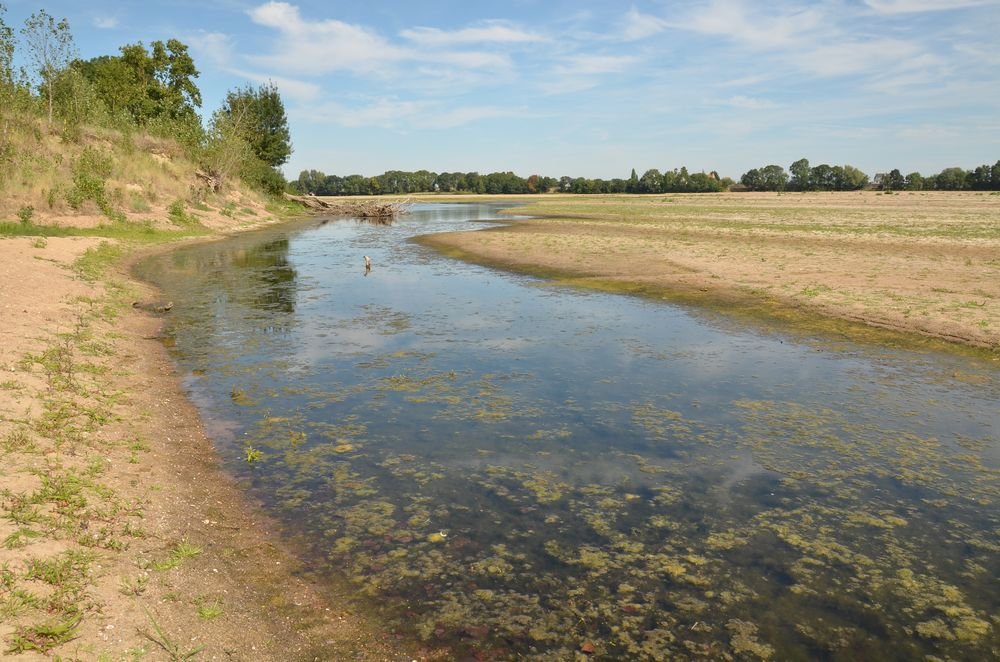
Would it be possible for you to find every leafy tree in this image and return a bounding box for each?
[293,169,326,194]
[969,163,994,190]
[219,82,291,168]
[789,158,811,191]
[837,165,869,191]
[21,10,76,125]
[627,168,639,193]
[639,168,662,193]
[741,165,787,191]
[934,167,967,191]
[882,169,905,191]
[904,172,923,191]
[76,39,202,144]
[0,4,14,89]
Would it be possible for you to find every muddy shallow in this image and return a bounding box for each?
[138,203,999,661]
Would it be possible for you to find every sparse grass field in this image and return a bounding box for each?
[420,191,1000,352]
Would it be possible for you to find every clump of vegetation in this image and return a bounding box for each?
[17,205,34,225]
[0,6,293,226]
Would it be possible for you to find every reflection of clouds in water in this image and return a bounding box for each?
[479,337,536,352]
[292,314,390,365]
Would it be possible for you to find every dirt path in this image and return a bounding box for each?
[419,191,1000,353]
[0,235,415,660]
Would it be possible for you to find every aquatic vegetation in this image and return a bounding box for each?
[144,203,1000,660]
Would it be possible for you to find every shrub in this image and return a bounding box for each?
[17,205,34,225]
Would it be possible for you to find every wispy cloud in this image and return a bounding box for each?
[423,106,527,129]
[400,21,544,46]
[556,54,638,76]
[93,16,119,29]
[228,69,321,102]
[667,0,825,50]
[797,38,921,76]
[188,31,235,68]
[247,2,409,75]
[291,97,522,130]
[864,0,999,14]
[246,1,518,80]
[619,7,668,41]
[293,98,427,129]
[722,95,779,110]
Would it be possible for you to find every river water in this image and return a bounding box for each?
[137,203,999,661]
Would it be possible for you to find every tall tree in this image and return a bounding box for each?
[220,82,291,168]
[0,4,14,89]
[78,39,201,127]
[789,158,811,190]
[21,10,76,125]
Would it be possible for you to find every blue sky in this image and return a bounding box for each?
[5,1,1000,180]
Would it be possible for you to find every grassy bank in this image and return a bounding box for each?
[0,118,412,657]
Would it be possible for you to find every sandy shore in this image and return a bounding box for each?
[419,191,1000,354]
[0,232,413,659]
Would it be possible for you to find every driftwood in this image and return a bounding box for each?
[284,194,410,221]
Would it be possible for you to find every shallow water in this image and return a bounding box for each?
[138,203,999,661]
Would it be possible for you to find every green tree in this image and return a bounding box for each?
[933,167,967,190]
[789,158,811,190]
[904,172,923,191]
[838,165,869,191]
[76,39,202,144]
[219,82,291,168]
[0,4,14,89]
[882,169,905,191]
[627,167,639,193]
[21,10,76,125]
[639,168,662,193]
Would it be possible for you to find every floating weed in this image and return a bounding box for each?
[244,445,264,464]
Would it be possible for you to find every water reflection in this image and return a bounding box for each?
[137,204,999,661]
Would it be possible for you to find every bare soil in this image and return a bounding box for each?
[420,191,1000,352]
[0,228,417,659]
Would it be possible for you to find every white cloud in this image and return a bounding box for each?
[864,0,998,13]
[797,39,920,76]
[291,96,524,130]
[400,21,544,46]
[669,0,825,50]
[247,2,409,75]
[556,54,638,76]
[227,69,322,102]
[620,7,669,41]
[723,95,779,110]
[716,74,773,88]
[188,31,235,67]
[423,106,526,129]
[93,16,119,29]
[292,98,427,129]
[247,2,514,78]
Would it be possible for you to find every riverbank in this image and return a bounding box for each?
[418,191,1000,354]
[0,215,414,658]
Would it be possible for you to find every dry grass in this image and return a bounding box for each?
[421,191,1000,351]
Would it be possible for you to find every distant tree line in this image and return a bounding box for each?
[740,158,1000,192]
[0,5,292,196]
[290,167,736,196]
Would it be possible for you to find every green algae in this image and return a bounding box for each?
[144,208,1000,661]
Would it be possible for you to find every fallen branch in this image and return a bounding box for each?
[283,194,411,221]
